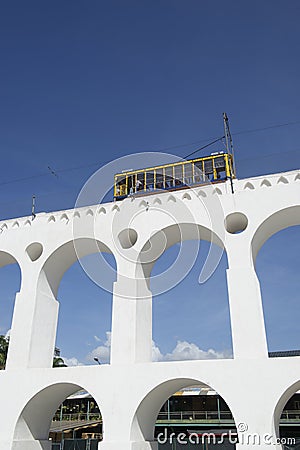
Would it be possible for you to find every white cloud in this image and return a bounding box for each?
[94,335,101,342]
[5,329,11,339]
[86,331,231,364]
[61,356,83,367]
[86,332,111,364]
[163,340,231,361]
[152,341,163,362]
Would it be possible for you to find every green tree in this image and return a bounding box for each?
[52,356,67,368]
[0,336,67,368]
[0,335,9,369]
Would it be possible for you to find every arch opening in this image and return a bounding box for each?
[273,381,300,447]
[38,238,115,298]
[138,224,232,363]
[255,225,300,356]
[13,383,103,449]
[55,252,116,366]
[251,206,300,264]
[0,251,21,370]
[131,379,237,448]
[36,238,117,367]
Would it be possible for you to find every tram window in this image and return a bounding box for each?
[204,159,213,175]
[146,171,154,190]
[194,162,204,182]
[165,175,173,188]
[214,156,225,169]
[214,156,226,179]
[184,163,193,184]
[126,174,137,195]
[175,164,183,185]
[155,169,164,189]
[115,176,127,196]
[136,172,144,191]
[165,166,174,187]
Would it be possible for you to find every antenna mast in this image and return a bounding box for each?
[31,195,36,220]
[223,112,235,194]
[223,112,236,175]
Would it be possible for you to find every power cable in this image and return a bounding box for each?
[0,117,300,188]
[233,119,300,137]
[183,136,225,159]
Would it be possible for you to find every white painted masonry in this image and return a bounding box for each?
[0,169,299,449]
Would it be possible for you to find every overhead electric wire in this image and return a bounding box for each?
[235,147,300,162]
[0,172,48,187]
[183,136,225,159]
[0,148,298,216]
[1,117,300,188]
[233,119,300,137]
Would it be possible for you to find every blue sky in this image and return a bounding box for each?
[0,1,299,364]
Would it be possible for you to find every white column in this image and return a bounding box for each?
[6,270,59,369]
[110,274,152,365]
[234,408,281,450]
[226,238,268,359]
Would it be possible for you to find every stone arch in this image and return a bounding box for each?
[12,382,103,448]
[251,205,300,264]
[0,251,22,368]
[137,222,224,281]
[254,222,300,355]
[273,380,300,440]
[0,250,20,270]
[30,238,116,368]
[130,377,236,444]
[136,223,231,362]
[38,237,115,297]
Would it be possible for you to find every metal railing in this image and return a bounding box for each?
[52,409,300,424]
[157,410,233,422]
[51,439,100,450]
[280,410,300,422]
[52,413,102,422]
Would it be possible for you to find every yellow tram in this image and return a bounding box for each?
[113,151,235,200]
[114,114,236,200]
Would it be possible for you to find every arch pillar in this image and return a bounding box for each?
[233,406,281,450]
[110,269,152,365]
[6,270,59,370]
[226,238,268,359]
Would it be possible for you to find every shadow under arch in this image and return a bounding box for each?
[12,381,102,448]
[38,237,115,297]
[137,222,224,284]
[273,379,300,440]
[0,250,20,269]
[251,205,300,265]
[130,377,236,444]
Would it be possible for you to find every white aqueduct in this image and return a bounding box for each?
[0,168,299,450]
